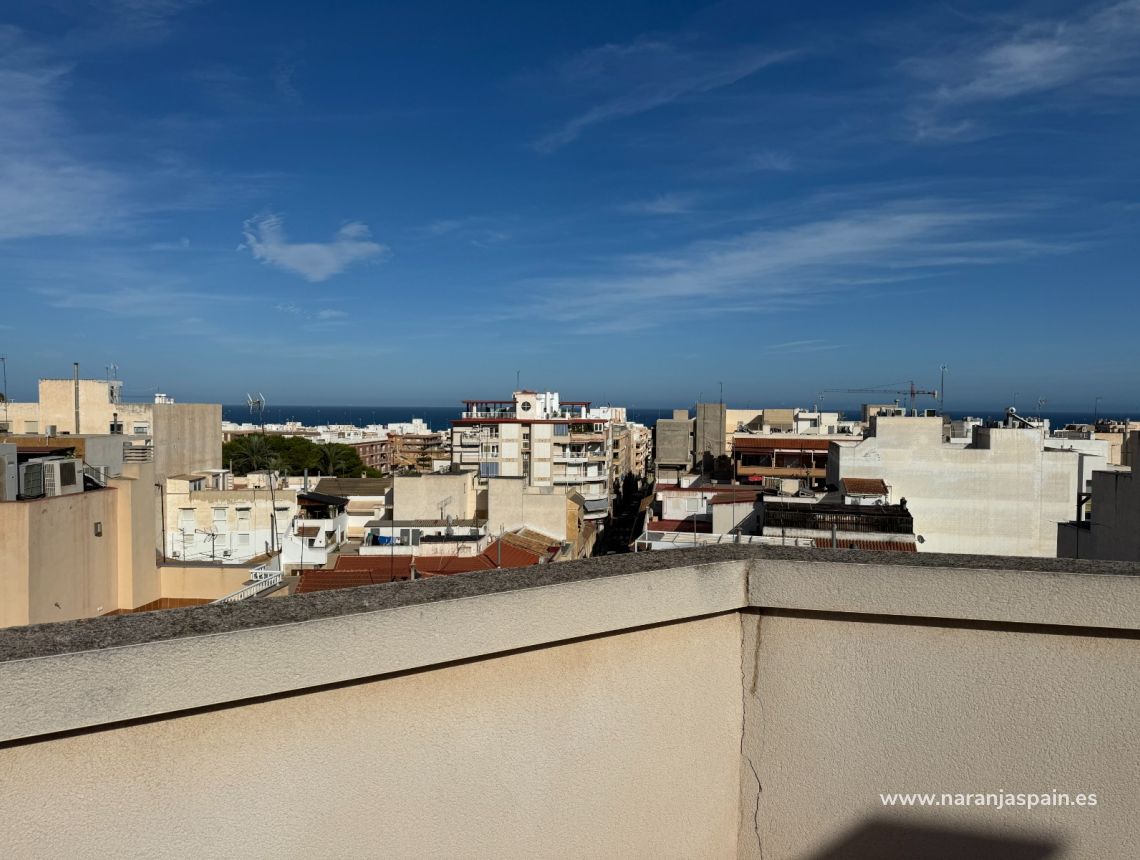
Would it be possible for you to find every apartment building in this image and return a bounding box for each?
[0,440,159,627]
[164,471,297,564]
[1058,431,1140,561]
[450,391,614,524]
[829,415,1080,556]
[2,375,220,482]
[347,437,389,471]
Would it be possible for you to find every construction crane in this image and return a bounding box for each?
[822,380,940,414]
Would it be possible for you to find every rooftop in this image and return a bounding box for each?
[841,477,890,495]
[2,547,1138,857]
[313,477,393,496]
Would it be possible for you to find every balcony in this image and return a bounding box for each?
[2,548,1138,857]
[552,472,607,484]
[569,431,605,443]
[460,410,516,420]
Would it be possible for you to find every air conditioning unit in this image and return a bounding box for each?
[45,425,58,436]
[18,457,83,498]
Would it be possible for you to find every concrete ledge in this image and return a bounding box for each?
[750,555,1140,632]
[3,546,1135,664]
[0,558,747,743]
[2,546,1138,744]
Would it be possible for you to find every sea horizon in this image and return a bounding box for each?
[221,404,1129,432]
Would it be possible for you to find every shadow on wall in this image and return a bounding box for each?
[805,818,1059,860]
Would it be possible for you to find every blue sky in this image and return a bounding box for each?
[1,0,1138,411]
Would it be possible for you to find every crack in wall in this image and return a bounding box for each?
[740,611,764,859]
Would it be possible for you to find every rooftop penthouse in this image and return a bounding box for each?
[2,546,1137,857]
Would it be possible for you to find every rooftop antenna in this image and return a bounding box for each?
[939,364,948,416]
[247,392,277,553]
[1,355,7,426]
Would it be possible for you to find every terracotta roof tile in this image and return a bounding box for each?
[647,518,713,533]
[841,478,889,495]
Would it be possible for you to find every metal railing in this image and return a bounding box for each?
[211,564,284,603]
[123,443,154,462]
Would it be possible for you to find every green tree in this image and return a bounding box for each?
[224,434,274,474]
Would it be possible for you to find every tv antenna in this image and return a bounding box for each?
[246,392,278,554]
[247,393,267,426]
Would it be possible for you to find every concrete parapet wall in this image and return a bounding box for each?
[0,546,1137,859]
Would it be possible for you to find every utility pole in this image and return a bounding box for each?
[1,355,8,427]
[939,364,948,416]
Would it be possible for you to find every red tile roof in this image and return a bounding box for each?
[811,538,916,552]
[296,563,411,593]
[841,478,889,495]
[708,491,762,505]
[733,437,831,451]
[647,518,713,533]
[297,540,544,593]
[333,555,413,573]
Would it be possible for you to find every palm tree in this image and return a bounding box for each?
[229,434,273,475]
[317,443,353,477]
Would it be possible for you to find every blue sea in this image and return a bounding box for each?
[222,405,1116,431]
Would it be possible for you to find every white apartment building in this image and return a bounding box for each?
[828,416,1079,557]
[451,391,614,523]
[164,472,297,564]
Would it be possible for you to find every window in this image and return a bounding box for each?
[179,508,195,531]
[553,424,569,437]
[236,508,251,532]
[24,421,37,433]
[213,507,227,532]
[132,423,149,435]
[236,533,251,547]
[479,462,499,477]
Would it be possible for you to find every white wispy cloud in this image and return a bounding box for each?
[620,193,697,215]
[24,253,247,318]
[148,237,191,251]
[932,1,1140,103]
[519,197,1073,331]
[414,216,511,246]
[535,39,793,152]
[748,151,794,172]
[315,309,348,320]
[241,214,388,282]
[0,29,129,240]
[905,1,1140,137]
[763,339,842,353]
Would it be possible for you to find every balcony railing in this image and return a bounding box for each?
[123,444,153,463]
[211,565,284,603]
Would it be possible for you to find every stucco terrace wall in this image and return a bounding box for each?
[0,546,1137,859]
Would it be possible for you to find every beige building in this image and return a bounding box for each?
[0,453,160,628]
[3,376,221,482]
[829,416,1079,557]
[1,546,1136,857]
[451,391,615,525]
